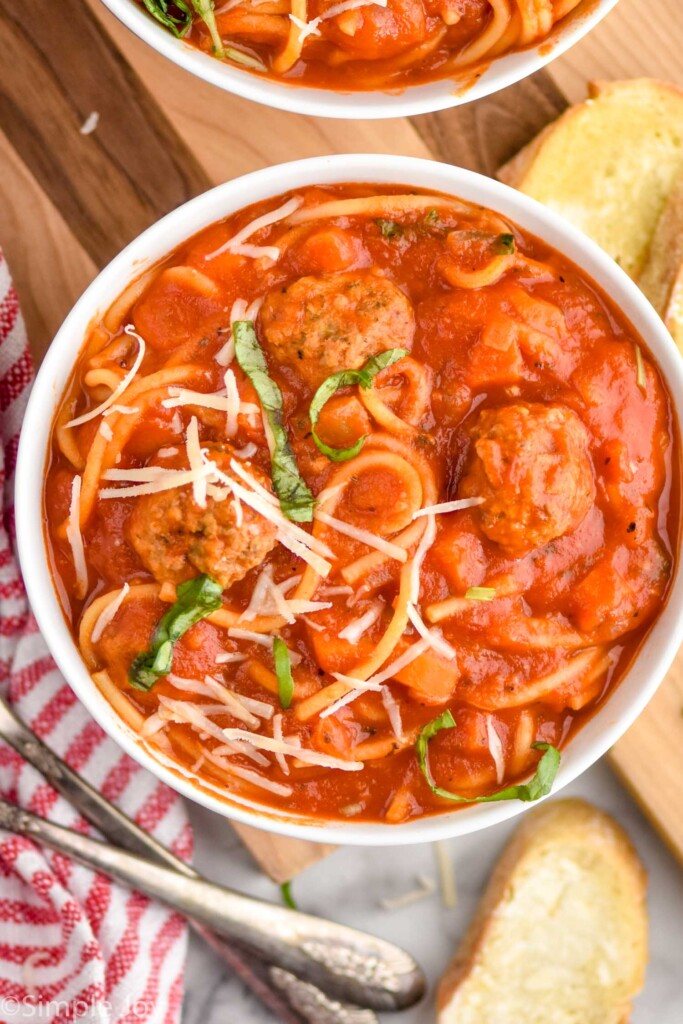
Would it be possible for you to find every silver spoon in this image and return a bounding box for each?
[0,797,422,1012]
[0,695,423,1015]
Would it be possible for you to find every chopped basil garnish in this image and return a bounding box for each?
[273,636,294,710]
[141,0,193,35]
[416,710,560,803]
[465,587,497,601]
[129,575,223,691]
[496,233,516,256]
[424,209,440,225]
[376,219,403,239]
[280,880,297,909]
[190,0,224,56]
[309,348,409,462]
[234,320,315,522]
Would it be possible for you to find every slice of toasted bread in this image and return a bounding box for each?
[436,799,648,1024]
[499,79,683,279]
[638,176,683,351]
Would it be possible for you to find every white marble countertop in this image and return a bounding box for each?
[183,761,683,1024]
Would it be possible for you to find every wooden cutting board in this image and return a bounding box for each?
[2,0,683,882]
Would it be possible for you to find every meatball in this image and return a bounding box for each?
[459,403,594,556]
[128,447,277,589]
[260,269,415,388]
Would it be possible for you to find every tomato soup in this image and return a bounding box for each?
[136,0,586,91]
[43,183,679,824]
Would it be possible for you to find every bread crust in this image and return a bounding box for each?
[498,79,683,280]
[436,799,648,1024]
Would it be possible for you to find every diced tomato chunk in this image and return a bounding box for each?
[133,266,228,351]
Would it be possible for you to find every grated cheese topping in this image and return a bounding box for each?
[271,712,289,775]
[407,603,457,661]
[204,196,303,262]
[381,686,403,741]
[185,416,207,509]
[222,728,364,770]
[486,714,505,785]
[315,509,407,562]
[91,583,130,644]
[413,497,485,519]
[338,600,384,643]
[66,476,88,597]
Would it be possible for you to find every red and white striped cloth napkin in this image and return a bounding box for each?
[0,251,192,1023]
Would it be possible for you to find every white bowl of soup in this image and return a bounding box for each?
[16,155,683,846]
[100,0,619,118]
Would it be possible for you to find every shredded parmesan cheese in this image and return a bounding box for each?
[319,678,383,719]
[486,714,505,785]
[221,728,364,770]
[291,0,388,37]
[338,600,383,643]
[99,465,215,499]
[204,196,303,262]
[315,509,407,562]
[99,421,113,441]
[185,416,207,509]
[363,638,431,687]
[413,497,485,518]
[224,369,240,437]
[91,583,130,643]
[381,686,403,741]
[380,874,435,911]
[434,840,457,909]
[64,325,145,428]
[66,476,88,597]
[227,627,302,665]
[407,603,457,661]
[409,514,436,604]
[201,747,293,797]
[271,713,289,775]
[202,675,261,729]
[215,652,248,665]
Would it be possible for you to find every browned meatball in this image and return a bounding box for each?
[260,269,415,388]
[459,403,594,556]
[128,448,277,589]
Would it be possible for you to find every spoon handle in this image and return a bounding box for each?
[0,798,423,1012]
[0,697,379,1022]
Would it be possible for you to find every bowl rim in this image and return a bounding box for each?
[16,153,683,846]
[98,0,621,120]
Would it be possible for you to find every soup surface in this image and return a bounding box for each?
[44,182,678,824]
[136,0,586,91]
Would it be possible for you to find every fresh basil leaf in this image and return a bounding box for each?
[416,710,560,803]
[280,880,297,909]
[375,219,403,239]
[189,0,225,55]
[496,233,516,256]
[234,320,315,523]
[273,636,294,710]
[141,0,193,36]
[129,575,223,691]
[309,348,409,462]
[424,209,439,225]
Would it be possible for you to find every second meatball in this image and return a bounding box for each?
[128,446,278,590]
[260,269,415,389]
[459,403,595,556]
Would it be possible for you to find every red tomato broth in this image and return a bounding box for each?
[135,0,588,92]
[43,182,680,825]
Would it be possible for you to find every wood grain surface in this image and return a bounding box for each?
[1,0,683,880]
